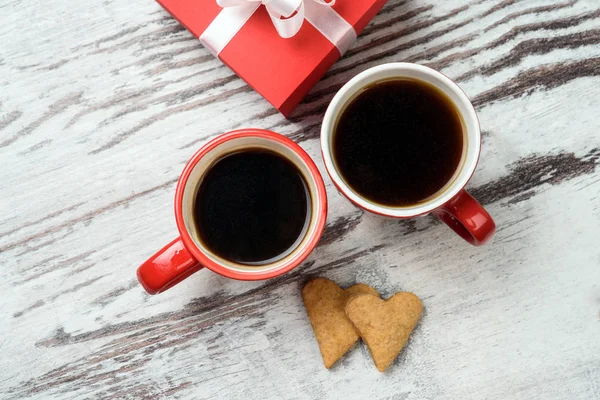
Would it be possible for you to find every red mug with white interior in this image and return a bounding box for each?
[321,63,495,245]
[138,129,328,294]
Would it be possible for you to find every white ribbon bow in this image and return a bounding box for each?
[217,0,335,38]
[201,0,356,56]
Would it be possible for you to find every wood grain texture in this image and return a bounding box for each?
[1,0,600,399]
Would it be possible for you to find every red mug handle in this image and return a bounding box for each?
[137,238,203,294]
[433,190,495,246]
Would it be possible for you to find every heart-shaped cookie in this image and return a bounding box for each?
[302,277,379,368]
[345,292,422,372]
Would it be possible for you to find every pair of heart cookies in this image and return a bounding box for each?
[302,277,422,372]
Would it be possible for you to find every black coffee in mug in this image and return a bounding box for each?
[193,149,310,264]
[333,78,464,206]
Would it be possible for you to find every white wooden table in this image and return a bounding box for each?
[2,0,600,398]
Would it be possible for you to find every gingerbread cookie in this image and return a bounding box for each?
[345,292,422,372]
[302,277,379,368]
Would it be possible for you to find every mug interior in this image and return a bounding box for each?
[321,63,481,217]
[179,132,326,277]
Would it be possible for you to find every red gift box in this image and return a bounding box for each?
[156,0,387,116]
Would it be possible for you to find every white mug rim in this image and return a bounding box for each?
[320,62,481,218]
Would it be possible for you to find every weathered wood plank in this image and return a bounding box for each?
[1,0,599,399]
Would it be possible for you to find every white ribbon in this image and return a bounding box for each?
[200,0,357,56]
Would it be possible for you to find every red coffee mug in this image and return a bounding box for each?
[321,63,495,245]
[138,129,328,294]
